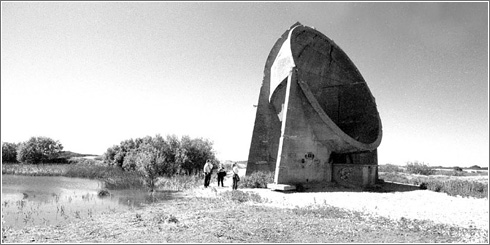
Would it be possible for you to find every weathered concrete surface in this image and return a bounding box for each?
[246,22,382,188]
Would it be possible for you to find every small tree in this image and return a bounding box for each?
[16,137,63,164]
[102,145,118,165]
[179,136,216,175]
[135,145,167,191]
[2,142,18,163]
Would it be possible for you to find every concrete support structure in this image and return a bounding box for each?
[246,22,383,189]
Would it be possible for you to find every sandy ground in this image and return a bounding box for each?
[192,162,489,231]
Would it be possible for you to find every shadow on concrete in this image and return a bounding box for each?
[272,181,422,194]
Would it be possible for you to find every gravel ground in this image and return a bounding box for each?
[192,163,489,231]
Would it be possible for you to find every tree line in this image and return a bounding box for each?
[2,134,217,176]
[2,137,63,164]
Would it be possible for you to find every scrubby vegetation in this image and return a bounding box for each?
[239,171,274,188]
[378,163,402,173]
[103,134,216,176]
[1,142,19,163]
[2,138,98,165]
[219,190,264,203]
[3,196,487,243]
[100,134,217,191]
[2,163,69,176]
[2,134,218,192]
[1,157,202,191]
[2,137,63,164]
[405,161,435,175]
[155,174,202,191]
[378,161,488,199]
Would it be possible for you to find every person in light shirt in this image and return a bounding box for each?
[203,159,213,188]
[232,162,240,190]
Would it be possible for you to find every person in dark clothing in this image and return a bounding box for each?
[217,164,226,187]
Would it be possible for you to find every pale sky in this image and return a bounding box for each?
[1,2,488,168]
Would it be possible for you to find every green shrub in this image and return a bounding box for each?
[405,161,435,175]
[2,142,18,163]
[239,171,274,188]
[16,137,63,164]
[102,134,217,176]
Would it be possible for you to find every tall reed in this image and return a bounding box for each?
[379,172,488,199]
[2,163,145,189]
[2,164,68,176]
[155,174,202,191]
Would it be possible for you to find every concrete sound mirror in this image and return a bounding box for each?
[246,22,383,190]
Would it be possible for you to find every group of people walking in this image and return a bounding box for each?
[203,159,240,190]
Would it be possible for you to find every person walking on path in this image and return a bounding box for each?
[232,162,240,190]
[203,159,213,188]
[217,163,226,187]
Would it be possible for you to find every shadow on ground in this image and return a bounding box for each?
[273,181,422,194]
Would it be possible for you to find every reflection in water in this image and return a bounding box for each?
[1,175,182,229]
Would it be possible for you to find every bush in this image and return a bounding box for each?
[405,161,435,175]
[97,189,110,197]
[133,144,186,191]
[2,142,18,163]
[102,134,217,176]
[16,137,63,164]
[453,166,463,172]
[240,171,275,188]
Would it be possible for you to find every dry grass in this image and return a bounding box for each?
[2,189,488,243]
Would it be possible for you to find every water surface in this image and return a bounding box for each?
[2,175,181,228]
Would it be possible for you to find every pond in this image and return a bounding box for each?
[1,175,183,229]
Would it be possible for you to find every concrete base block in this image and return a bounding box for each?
[267,183,296,191]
